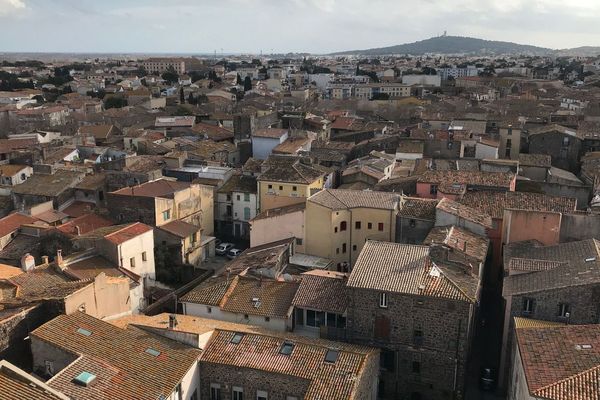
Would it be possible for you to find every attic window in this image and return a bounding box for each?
[145,348,161,357]
[73,371,96,387]
[76,328,92,336]
[280,341,295,355]
[231,332,244,344]
[324,349,339,363]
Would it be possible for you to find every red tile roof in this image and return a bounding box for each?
[0,213,38,238]
[57,214,113,237]
[104,222,152,245]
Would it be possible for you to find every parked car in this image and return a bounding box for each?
[479,367,496,391]
[227,248,243,259]
[216,243,234,255]
[215,238,222,247]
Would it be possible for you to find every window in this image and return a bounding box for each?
[325,349,339,363]
[236,195,241,201]
[286,397,298,400]
[210,384,222,400]
[233,386,244,400]
[265,316,270,322]
[413,329,424,347]
[340,221,347,231]
[244,207,251,220]
[563,137,570,146]
[355,221,361,229]
[352,244,357,251]
[412,361,421,374]
[244,193,250,202]
[130,257,136,268]
[336,248,339,254]
[190,389,198,400]
[379,292,388,308]
[292,186,297,191]
[231,332,244,344]
[268,184,272,189]
[430,184,438,195]
[227,194,232,201]
[334,227,338,233]
[378,223,384,231]
[295,308,304,325]
[558,303,571,318]
[207,306,212,314]
[380,349,395,371]
[342,243,347,253]
[175,383,182,400]
[506,138,512,147]
[368,222,373,230]
[505,148,511,158]
[279,185,283,190]
[142,251,147,261]
[257,391,268,400]
[162,209,171,220]
[280,342,295,355]
[296,238,303,246]
[523,298,535,315]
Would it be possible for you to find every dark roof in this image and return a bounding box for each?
[460,191,577,219]
[437,198,493,229]
[217,174,257,194]
[12,170,85,197]
[308,189,398,211]
[292,273,348,314]
[110,179,190,198]
[258,156,324,184]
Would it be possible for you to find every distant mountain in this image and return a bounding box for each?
[331,35,552,56]
[554,46,600,57]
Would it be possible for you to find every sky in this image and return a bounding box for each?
[0,0,599,54]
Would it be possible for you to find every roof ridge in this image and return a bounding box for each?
[219,275,239,308]
[430,261,474,302]
[533,363,600,396]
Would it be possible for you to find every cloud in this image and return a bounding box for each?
[0,0,26,17]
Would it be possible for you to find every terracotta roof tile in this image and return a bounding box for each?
[292,274,348,314]
[437,198,493,229]
[460,191,577,219]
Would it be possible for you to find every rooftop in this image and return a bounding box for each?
[515,320,600,400]
[32,312,201,400]
[419,170,515,189]
[308,188,400,211]
[437,198,493,229]
[258,155,324,184]
[110,179,190,198]
[348,241,476,302]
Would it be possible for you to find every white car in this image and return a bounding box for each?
[216,243,234,255]
[227,248,243,259]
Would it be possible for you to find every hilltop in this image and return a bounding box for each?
[331,35,552,56]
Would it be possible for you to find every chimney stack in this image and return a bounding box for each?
[168,314,178,330]
[56,249,64,268]
[20,253,35,272]
[41,255,49,265]
[75,225,81,236]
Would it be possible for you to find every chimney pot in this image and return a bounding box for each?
[20,253,35,272]
[41,255,49,265]
[56,249,64,268]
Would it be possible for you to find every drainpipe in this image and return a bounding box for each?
[348,209,353,266]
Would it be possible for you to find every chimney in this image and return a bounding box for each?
[75,225,81,236]
[168,314,178,330]
[41,255,49,265]
[56,249,64,268]
[20,253,35,272]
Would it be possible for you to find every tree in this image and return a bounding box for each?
[236,73,243,85]
[371,93,390,100]
[188,92,197,105]
[104,96,127,109]
[243,76,252,92]
[180,87,185,103]
[161,66,179,84]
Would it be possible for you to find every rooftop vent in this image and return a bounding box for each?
[145,348,161,357]
[231,332,244,344]
[76,328,92,337]
[324,349,340,364]
[280,341,295,356]
[73,371,96,387]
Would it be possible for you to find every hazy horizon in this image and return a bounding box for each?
[1,0,599,54]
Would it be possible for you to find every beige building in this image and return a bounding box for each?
[141,57,187,74]
[257,156,325,212]
[305,189,399,271]
[250,203,305,252]
[499,125,521,159]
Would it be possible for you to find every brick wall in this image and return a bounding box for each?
[347,287,473,399]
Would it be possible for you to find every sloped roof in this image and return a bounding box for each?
[437,198,493,229]
[110,179,190,198]
[348,241,475,302]
[157,220,200,239]
[258,156,324,184]
[32,312,201,400]
[515,321,600,400]
[292,273,348,314]
[308,189,398,211]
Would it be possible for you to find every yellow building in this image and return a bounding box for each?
[257,155,326,212]
[305,189,399,271]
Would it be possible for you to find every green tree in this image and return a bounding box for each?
[161,66,179,84]
[188,92,197,105]
[104,96,127,109]
[236,73,243,85]
[180,87,185,103]
[243,76,252,92]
